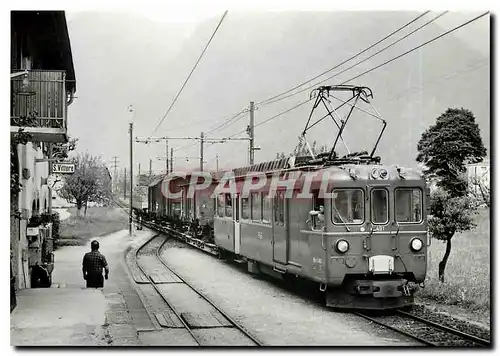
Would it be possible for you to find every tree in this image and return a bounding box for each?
[416,107,486,282]
[276,140,329,159]
[416,108,486,197]
[428,189,477,282]
[52,137,78,160]
[59,153,113,216]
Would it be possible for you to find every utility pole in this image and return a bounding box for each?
[138,163,141,177]
[216,154,219,172]
[165,140,169,174]
[170,148,173,173]
[149,159,152,180]
[200,132,204,172]
[129,122,133,236]
[124,167,127,200]
[249,101,255,165]
[111,156,119,192]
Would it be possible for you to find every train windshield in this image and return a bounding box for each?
[332,189,364,224]
[371,189,388,224]
[395,188,423,223]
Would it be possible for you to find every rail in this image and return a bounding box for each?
[354,311,490,347]
[133,233,262,346]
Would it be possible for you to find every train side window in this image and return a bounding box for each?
[371,189,388,224]
[251,192,262,222]
[311,190,325,230]
[274,191,285,226]
[225,193,232,218]
[241,196,250,220]
[332,189,364,224]
[395,188,423,223]
[216,194,224,217]
[262,193,272,224]
[279,195,285,226]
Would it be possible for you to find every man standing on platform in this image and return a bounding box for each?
[82,240,109,288]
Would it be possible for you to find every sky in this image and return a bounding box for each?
[60,7,490,179]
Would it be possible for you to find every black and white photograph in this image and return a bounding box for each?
[8,2,491,348]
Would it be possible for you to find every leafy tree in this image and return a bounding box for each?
[52,137,78,160]
[416,108,486,197]
[428,189,477,282]
[416,108,486,282]
[276,140,329,159]
[59,153,113,216]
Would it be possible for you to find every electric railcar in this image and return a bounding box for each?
[147,85,429,309]
[212,158,429,309]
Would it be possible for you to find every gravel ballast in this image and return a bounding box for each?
[159,239,419,346]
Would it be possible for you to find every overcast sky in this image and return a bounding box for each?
[63,10,489,177]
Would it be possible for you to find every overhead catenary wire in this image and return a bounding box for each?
[205,108,248,135]
[260,10,448,106]
[168,107,247,133]
[175,12,489,159]
[230,11,489,135]
[256,11,431,106]
[163,12,427,155]
[151,10,229,135]
[340,11,489,85]
[172,108,247,153]
[227,98,312,139]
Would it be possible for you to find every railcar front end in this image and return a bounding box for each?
[305,165,429,309]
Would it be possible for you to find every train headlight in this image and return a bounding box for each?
[410,238,423,252]
[371,168,380,179]
[379,168,388,179]
[336,239,349,253]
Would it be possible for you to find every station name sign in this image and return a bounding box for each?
[52,163,75,174]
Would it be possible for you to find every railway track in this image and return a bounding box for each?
[355,310,491,347]
[117,200,490,347]
[132,233,262,346]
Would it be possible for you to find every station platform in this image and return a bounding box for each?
[10,229,156,346]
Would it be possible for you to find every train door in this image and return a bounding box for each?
[272,191,288,264]
[233,194,241,254]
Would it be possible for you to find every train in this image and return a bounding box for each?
[137,85,430,310]
[140,153,429,310]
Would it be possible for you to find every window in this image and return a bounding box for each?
[332,189,364,224]
[312,190,325,230]
[186,198,192,218]
[241,197,250,220]
[395,188,423,223]
[262,194,272,224]
[216,194,224,217]
[371,189,388,224]
[225,193,232,218]
[251,192,261,221]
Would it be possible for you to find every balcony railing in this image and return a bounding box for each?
[11,70,68,143]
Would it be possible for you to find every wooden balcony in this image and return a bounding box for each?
[10,70,68,143]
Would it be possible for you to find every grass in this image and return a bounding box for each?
[57,206,128,247]
[418,208,490,315]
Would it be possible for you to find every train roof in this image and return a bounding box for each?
[229,154,423,181]
[148,157,424,190]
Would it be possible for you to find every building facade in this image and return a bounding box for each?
[10,11,76,292]
[467,159,490,207]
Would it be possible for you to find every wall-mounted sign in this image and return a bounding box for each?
[52,163,75,174]
[27,227,39,236]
